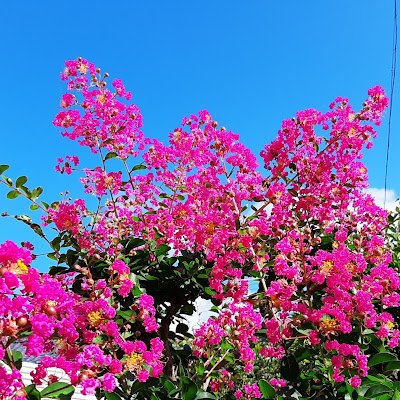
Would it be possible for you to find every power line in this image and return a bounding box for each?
[384,0,398,209]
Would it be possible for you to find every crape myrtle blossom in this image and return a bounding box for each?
[0,240,163,399]
[0,57,398,398]
[50,59,399,392]
[54,58,144,159]
[55,155,79,175]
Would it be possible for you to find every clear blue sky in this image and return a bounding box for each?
[0,1,398,268]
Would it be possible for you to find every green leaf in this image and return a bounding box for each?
[105,392,122,400]
[124,237,146,252]
[105,152,118,161]
[182,377,198,400]
[364,385,392,399]
[221,341,234,351]
[384,360,400,371]
[132,164,147,171]
[375,394,390,400]
[0,164,9,174]
[144,274,158,281]
[156,244,170,257]
[7,190,20,199]
[30,204,39,210]
[31,223,45,238]
[368,353,398,367]
[295,347,312,362]
[259,379,276,399]
[163,380,176,394]
[16,176,28,188]
[40,383,74,399]
[12,350,23,369]
[176,323,189,334]
[25,384,41,400]
[194,392,216,399]
[195,363,205,376]
[133,285,143,297]
[117,310,134,320]
[204,287,216,296]
[280,355,300,382]
[51,236,61,251]
[5,177,13,186]
[31,187,43,200]
[181,305,194,315]
[47,253,58,261]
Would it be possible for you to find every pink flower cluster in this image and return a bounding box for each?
[326,340,368,387]
[0,241,163,398]
[81,167,123,196]
[54,58,144,159]
[193,302,262,372]
[234,383,262,399]
[55,155,80,175]
[43,199,86,236]
[14,57,397,397]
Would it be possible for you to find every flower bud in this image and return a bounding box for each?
[44,305,57,317]
[15,389,27,398]
[16,315,29,327]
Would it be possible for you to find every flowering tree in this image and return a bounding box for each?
[0,58,399,400]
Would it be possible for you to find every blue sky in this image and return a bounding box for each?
[0,1,398,268]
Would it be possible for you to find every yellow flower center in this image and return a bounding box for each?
[385,320,394,330]
[104,175,115,188]
[97,94,107,104]
[173,130,181,140]
[9,259,29,275]
[87,311,103,327]
[78,63,88,74]
[346,262,357,274]
[348,128,357,137]
[205,222,216,235]
[320,318,339,334]
[16,259,28,273]
[126,353,144,371]
[176,209,187,219]
[321,261,333,275]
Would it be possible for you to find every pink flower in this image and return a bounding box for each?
[269,378,287,389]
[81,378,101,395]
[102,373,117,392]
[117,278,133,298]
[348,375,362,388]
[60,93,75,108]
[112,260,130,275]
[81,167,123,196]
[0,240,32,266]
[137,369,149,382]
[109,359,122,374]
[44,199,86,235]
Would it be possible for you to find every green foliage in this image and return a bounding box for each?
[40,383,75,399]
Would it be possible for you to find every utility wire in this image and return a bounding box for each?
[384,0,398,209]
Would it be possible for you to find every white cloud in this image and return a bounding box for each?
[184,298,213,332]
[364,187,398,211]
